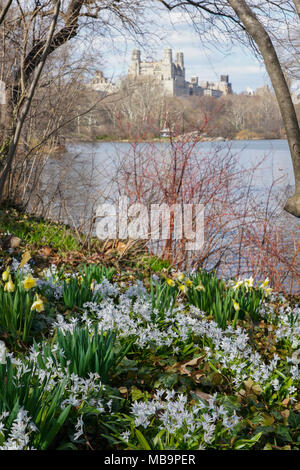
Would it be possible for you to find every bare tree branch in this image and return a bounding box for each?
[0,0,13,26]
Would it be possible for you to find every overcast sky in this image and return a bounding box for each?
[96,7,270,94]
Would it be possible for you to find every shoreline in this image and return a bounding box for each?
[65,136,286,145]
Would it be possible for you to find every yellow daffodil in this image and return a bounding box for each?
[4,278,15,293]
[2,267,10,282]
[177,273,185,282]
[233,300,240,312]
[65,277,70,284]
[195,283,205,292]
[31,295,44,312]
[166,278,175,287]
[264,287,273,296]
[90,280,96,291]
[179,284,188,294]
[244,277,254,289]
[185,279,193,287]
[23,275,36,290]
[261,278,269,288]
[233,279,243,291]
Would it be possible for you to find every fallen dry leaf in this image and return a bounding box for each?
[19,250,31,268]
[40,246,52,258]
[167,355,206,383]
[193,389,212,401]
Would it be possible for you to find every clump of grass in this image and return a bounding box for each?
[35,326,132,382]
[139,256,171,273]
[62,264,115,309]
[0,358,71,450]
[0,207,82,252]
[168,270,266,329]
[0,267,41,345]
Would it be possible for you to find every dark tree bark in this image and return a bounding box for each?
[0,0,13,26]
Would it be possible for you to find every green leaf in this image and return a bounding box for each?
[135,429,151,450]
[233,432,262,450]
[39,404,72,450]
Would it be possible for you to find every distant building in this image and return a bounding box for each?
[128,48,232,98]
[89,71,118,95]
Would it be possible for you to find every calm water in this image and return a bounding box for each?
[67,138,295,185]
[41,139,296,220]
[38,138,299,290]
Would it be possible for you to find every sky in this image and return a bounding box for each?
[102,42,268,94]
[95,7,270,94]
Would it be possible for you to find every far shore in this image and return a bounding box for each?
[65,136,286,145]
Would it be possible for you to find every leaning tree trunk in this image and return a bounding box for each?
[0,0,12,26]
[228,0,300,217]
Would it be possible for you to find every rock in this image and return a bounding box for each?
[0,235,22,250]
[10,236,22,249]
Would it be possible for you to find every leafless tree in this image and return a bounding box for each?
[105,76,171,139]
[0,0,12,26]
[1,0,300,219]
[158,0,300,217]
[0,0,151,200]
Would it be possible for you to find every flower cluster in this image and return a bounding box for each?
[166,272,202,295]
[0,258,299,450]
[50,288,299,401]
[126,389,240,448]
[0,408,37,450]
[230,276,272,296]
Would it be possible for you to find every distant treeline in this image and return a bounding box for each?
[64,78,287,142]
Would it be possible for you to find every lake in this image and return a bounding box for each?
[41,138,295,221]
[38,139,299,291]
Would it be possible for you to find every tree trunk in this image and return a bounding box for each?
[0,1,61,200]
[0,0,85,200]
[0,0,12,26]
[227,0,300,217]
